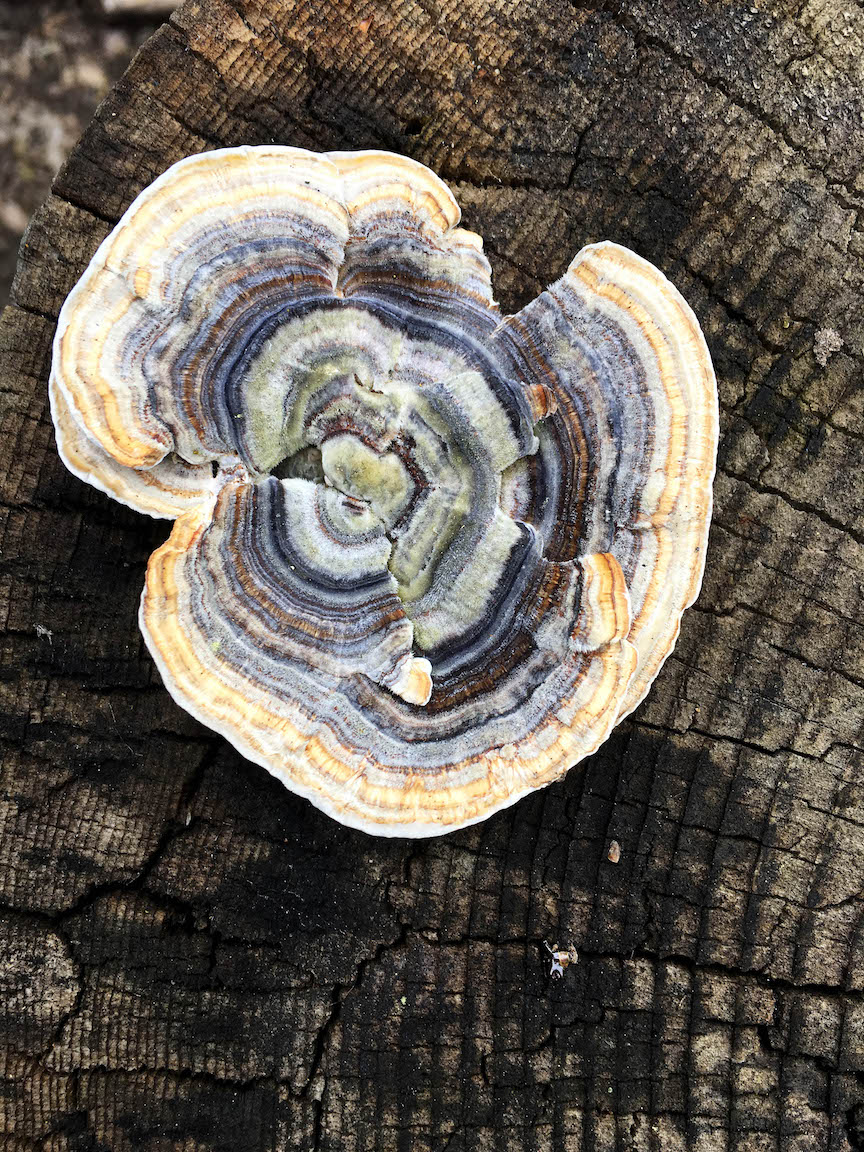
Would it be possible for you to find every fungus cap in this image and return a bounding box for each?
[51,146,718,837]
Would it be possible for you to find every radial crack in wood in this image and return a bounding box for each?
[1,0,864,1147]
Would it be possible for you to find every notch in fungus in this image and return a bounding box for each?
[50,145,718,837]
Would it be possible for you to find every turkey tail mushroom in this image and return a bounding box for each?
[51,146,718,836]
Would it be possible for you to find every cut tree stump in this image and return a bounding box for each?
[2,1,864,1148]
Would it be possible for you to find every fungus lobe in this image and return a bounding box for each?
[51,146,717,836]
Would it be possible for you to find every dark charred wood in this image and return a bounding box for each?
[2,1,864,1148]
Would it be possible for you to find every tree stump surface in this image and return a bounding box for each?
[2,1,864,1148]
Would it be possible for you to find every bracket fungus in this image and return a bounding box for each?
[50,146,718,837]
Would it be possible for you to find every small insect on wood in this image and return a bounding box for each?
[544,941,579,979]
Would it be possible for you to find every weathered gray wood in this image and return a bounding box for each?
[1,1,864,1148]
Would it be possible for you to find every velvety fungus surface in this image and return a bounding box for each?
[51,146,717,836]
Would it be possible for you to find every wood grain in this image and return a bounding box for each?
[2,0,864,1147]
